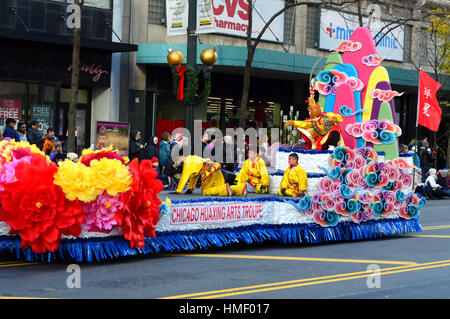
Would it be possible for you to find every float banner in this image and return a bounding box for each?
[318,8,405,61]
[170,201,263,225]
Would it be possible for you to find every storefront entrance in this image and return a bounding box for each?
[58,88,92,154]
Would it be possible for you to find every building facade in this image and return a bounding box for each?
[0,0,136,154]
[123,0,449,152]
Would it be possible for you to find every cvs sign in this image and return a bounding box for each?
[212,0,284,42]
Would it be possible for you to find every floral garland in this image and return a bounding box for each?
[173,64,211,107]
[0,141,163,253]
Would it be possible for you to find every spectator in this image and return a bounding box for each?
[17,122,27,142]
[447,170,450,189]
[2,118,21,141]
[144,135,159,161]
[202,132,215,157]
[50,141,66,162]
[437,169,448,189]
[27,120,45,150]
[159,132,172,169]
[399,144,408,154]
[67,152,79,163]
[408,138,417,152]
[419,140,432,182]
[42,128,57,156]
[406,145,420,169]
[222,135,238,171]
[161,155,185,190]
[151,157,159,170]
[128,129,144,162]
[258,146,270,166]
[413,167,424,194]
[425,168,450,199]
[221,135,238,184]
[53,153,67,164]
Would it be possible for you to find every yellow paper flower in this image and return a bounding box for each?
[53,159,101,203]
[89,158,132,196]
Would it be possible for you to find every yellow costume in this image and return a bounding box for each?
[289,112,344,150]
[233,156,269,195]
[176,155,239,196]
[277,164,307,197]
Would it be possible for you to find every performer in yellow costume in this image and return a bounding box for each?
[277,153,307,197]
[284,96,344,150]
[233,149,269,195]
[176,155,241,196]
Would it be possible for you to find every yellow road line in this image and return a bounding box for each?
[404,234,450,239]
[160,259,450,299]
[0,261,36,265]
[172,253,417,266]
[0,262,37,268]
[0,296,53,299]
[422,225,450,230]
[197,261,450,299]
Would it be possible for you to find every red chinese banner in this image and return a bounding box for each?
[417,70,442,132]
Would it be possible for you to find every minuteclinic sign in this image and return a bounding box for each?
[318,8,405,62]
[170,201,263,225]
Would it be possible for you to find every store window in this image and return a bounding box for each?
[148,0,165,25]
[0,81,57,137]
[60,88,91,154]
[0,81,27,136]
[29,84,57,134]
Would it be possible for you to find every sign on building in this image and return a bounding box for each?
[318,8,405,62]
[0,99,21,126]
[31,104,54,133]
[166,0,285,43]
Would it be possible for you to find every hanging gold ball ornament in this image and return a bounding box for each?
[167,49,184,66]
[200,47,218,66]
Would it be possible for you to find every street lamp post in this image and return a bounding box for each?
[167,0,218,155]
[185,0,197,153]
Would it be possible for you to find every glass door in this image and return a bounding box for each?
[58,88,91,154]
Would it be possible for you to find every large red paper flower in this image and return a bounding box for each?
[0,154,84,253]
[114,159,163,249]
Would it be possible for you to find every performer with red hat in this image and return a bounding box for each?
[284,88,344,150]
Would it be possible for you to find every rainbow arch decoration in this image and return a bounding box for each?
[312,26,403,160]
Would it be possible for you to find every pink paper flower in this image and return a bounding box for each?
[0,156,31,191]
[82,191,123,233]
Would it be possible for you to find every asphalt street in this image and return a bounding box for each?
[0,199,449,302]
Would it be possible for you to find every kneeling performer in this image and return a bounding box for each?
[233,148,269,195]
[277,153,307,197]
[176,155,241,196]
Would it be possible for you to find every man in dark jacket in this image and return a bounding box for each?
[2,118,21,141]
[161,156,184,190]
[419,140,432,182]
[26,120,45,150]
[128,129,144,162]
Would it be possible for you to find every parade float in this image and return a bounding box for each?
[0,27,426,262]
